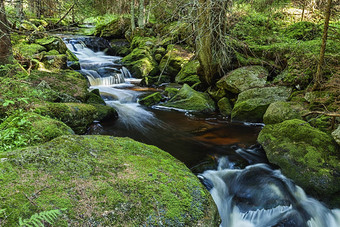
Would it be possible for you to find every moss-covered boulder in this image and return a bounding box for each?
[218,97,233,116]
[42,54,68,70]
[34,103,98,134]
[0,135,219,226]
[161,84,215,113]
[217,66,268,94]
[86,89,106,105]
[29,70,89,102]
[231,86,292,122]
[35,36,68,54]
[332,125,340,146]
[91,104,118,122]
[13,43,46,59]
[163,87,180,99]
[95,16,130,38]
[175,60,201,86]
[139,92,163,107]
[263,101,307,125]
[0,112,74,152]
[258,119,340,205]
[159,45,193,78]
[207,87,227,102]
[122,48,158,78]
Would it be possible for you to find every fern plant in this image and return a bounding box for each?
[19,208,66,227]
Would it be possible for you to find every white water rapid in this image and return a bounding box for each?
[64,37,159,131]
[199,156,340,227]
[64,37,340,227]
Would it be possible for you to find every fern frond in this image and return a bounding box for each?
[19,208,66,227]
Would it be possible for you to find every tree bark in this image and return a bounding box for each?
[138,0,145,28]
[130,0,135,31]
[0,0,13,64]
[313,0,332,90]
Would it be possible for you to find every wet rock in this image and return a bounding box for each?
[217,66,268,94]
[86,89,106,105]
[0,135,220,226]
[161,84,215,113]
[231,86,292,122]
[218,97,233,116]
[263,101,307,124]
[139,92,163,107]
[258,119,340,205]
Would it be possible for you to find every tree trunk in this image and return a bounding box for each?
[313,0,332,90]
[301,3,305,21]
[130,0,135,31]
[138,0,145,28]
[16,0,24,21]
[0,0,12,64]
[196,0,228,86]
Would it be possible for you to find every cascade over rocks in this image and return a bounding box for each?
[231,86,292,122]
[258,119,340,206]
[161,84,215,113]
[217,66,269,94]
[0,135,220,226]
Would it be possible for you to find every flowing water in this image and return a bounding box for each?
[64,36,340,227]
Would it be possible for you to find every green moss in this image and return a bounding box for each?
[91,104,118,121]
[216,66,268,94]
[218,97,233,116]
[34,103,97,134]
[0,135,219,226]
[13,43,46,58]
[231,87,292,122]
[161,84,215,113]
[285,21,321,41]
[0,112,73,152]
[94,15,130,38]
[163,87,179,99]
[263,101,307,124]
[86,89,106,105]
[258,119,340,202]
[175,60,201,86]
[139,92,163,107]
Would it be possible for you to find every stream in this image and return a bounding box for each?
[63,36,340,227]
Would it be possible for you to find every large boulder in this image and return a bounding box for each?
[217,66,268,94]
[34,103,98,134]
[139,92,163,107]
[13,43,46,59]
[29,70,89,102]
[159,45,193,79]
[35,36,68,54]
[263,101,307,125]
[161,84,215,113]
[231,86,292,122]
[258,119,340,206]
[95,16,130,38]
[0,112,74,151]
[122,48,158,78]
[175,60,201,86]
[0,135,219,226]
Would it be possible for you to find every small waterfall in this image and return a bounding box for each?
[64,38,127,86]
[199,156,340,227]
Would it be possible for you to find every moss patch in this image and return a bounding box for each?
[0,112,73,152]
[258,119,340,205]
[0,135,219,226]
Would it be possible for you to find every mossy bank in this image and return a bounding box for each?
[0,135,219,226]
